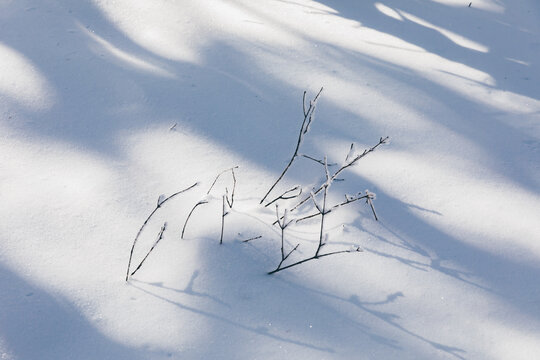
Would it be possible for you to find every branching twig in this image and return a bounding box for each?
[290,136,388,212]
[130,222,167,277]
[265,185,302,208]
[181,199,209,239]
[295,192,373,223]
[181,166,237,241]
[270,205,299,273]
[267,248,361,275]
[126,182,198,281]
[225,167,237,208]
[207,166,239,195]
[260,88,323,205]
[268,156,365,274]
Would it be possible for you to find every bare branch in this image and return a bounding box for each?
[270,204,300,273]
[367,196,379,221]
[242,235,262,243]
[207,166,239,195]
[225,167,237,208]
[315,185,328,257]
[265,185,302,208]
[126,182,198,281]
[300,154,337,166]
[260,88,324,205]
[130,222,167,277]
[290,136,388,212]
[220,195,227,245]
[309,191,323,214]
[181,199,209,239]
[268,249,358,275]
[303,87,324,135]
[296,192,370,223]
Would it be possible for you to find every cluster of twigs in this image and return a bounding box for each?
[125,182,198,281]
[125,166,240,282]
[258,90,388,274]
[125,88,388,280]
[181,166,238,242]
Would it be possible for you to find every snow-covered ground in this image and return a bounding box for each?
[1,0,539,359]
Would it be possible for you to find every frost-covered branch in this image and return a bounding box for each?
[207,166,239,195]
[181,166,237,241]
[270,205,299,274]
[300,154,337,167]
[290,136,388,212]
[296,192,375,223]
[265,185,302,208]
[225,167,237,208]
[268,157,365,274]
[126,182,198,281]
[181,199,208,239]
[220,195,229,244]
[130,222,167,278]
[260,87,323,205]
[267,248,361,275]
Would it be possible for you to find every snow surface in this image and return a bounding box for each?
[1,0,540,359]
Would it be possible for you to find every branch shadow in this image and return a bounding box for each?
[0,265,150,360]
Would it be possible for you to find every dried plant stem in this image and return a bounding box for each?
[126,182,198,281]
[270,205,299,274]
[295,193,372,223]
[265,185,302,208]
[268,156,362,275]
[367,197,379,221]
[242,235,262,243]
[181,200,208,239]
[207,166,239,195]
[182,166,237,241]
[315,185,328,257]
[225,167,237,208]
[268,249,355,275]
[260,88,323,205]
[301,154,336,166]
[291,137,388,212]
[220,195,227,244]
[130,222,167,277]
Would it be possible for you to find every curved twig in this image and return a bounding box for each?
[126,182,198,281]
[130,222,167,277]
[181,200,209,239]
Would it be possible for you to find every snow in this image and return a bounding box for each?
[1,0,540,359]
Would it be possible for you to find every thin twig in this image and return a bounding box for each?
[220,195,227,244]
[313,157,330,257]
[207,166,239,195]
[268,248,361,275]
[225,167,237,208]
[126,182,198,281]
[301,154,337,166]
[130,222,167,277]
[242,235,262,243]
[181,200,209,239]
[367,197,379,221]
[260,88,323,205]
[295,193,371,223]
[265,185,302,208]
